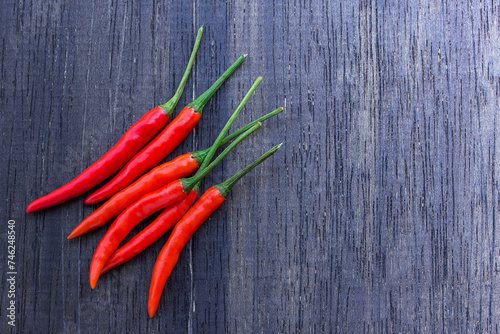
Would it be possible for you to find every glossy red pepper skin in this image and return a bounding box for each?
[100,190,198,274]
[89,99,262,287]
[89,180,187,289]
[68,153,199,239]
[85,107,201,205]
[26,108,169,214]
[148,187,225,317]
[71,108,282,237]
[72,108,281,237]
[147,143,282,317]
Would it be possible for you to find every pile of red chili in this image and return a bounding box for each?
[26,27,282,318]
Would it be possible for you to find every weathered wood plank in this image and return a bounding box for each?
[1,0,499,333]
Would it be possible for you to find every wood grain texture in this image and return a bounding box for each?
[1,0,500,333]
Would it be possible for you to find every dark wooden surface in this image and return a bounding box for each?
[1,0,500,333]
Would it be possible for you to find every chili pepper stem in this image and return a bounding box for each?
[180,76,264,192]
[88,125,261,288]
[158,27,203,116]
[187,54,247,114]
[148,144,282,317]
[190,107,283,163]
[215,143,283,197]
[219,107,283,147]
[83,55,247,205]
[71,82,270,240]
[198,77,262,172]
[181,122,262,193]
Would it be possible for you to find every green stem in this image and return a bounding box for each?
[215,143,282,198]
[191,107,283,164]
[159,27,203,117]
[180,122,262,193]
[197,77,262,172]
[187,54,247,114]
[219,107,283,146]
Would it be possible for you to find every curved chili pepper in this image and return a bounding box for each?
[89,122,262,288]
[67,153,199,239]
[69,88,282,240]
[148,143,282,317]
[26,28,203,214]
[100,188,199,274]
[84,55,247,205]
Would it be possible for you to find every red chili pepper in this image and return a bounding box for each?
[70,110,283,241]
[147,143,282,317]
[101,102,280,271]
[67,86,281,240]
[100,188,199,274]
[25,28,203,214]
[84,55,247,205]
[67,153,199,239]
[89,122,262,288]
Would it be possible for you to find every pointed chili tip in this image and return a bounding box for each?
[198,26,203,33]
[148,308,156,318]
[243,54,248,58]
[26,203,37,214]
[84,196,96,205]
[67,228,80,239]
[90,269,99,289]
